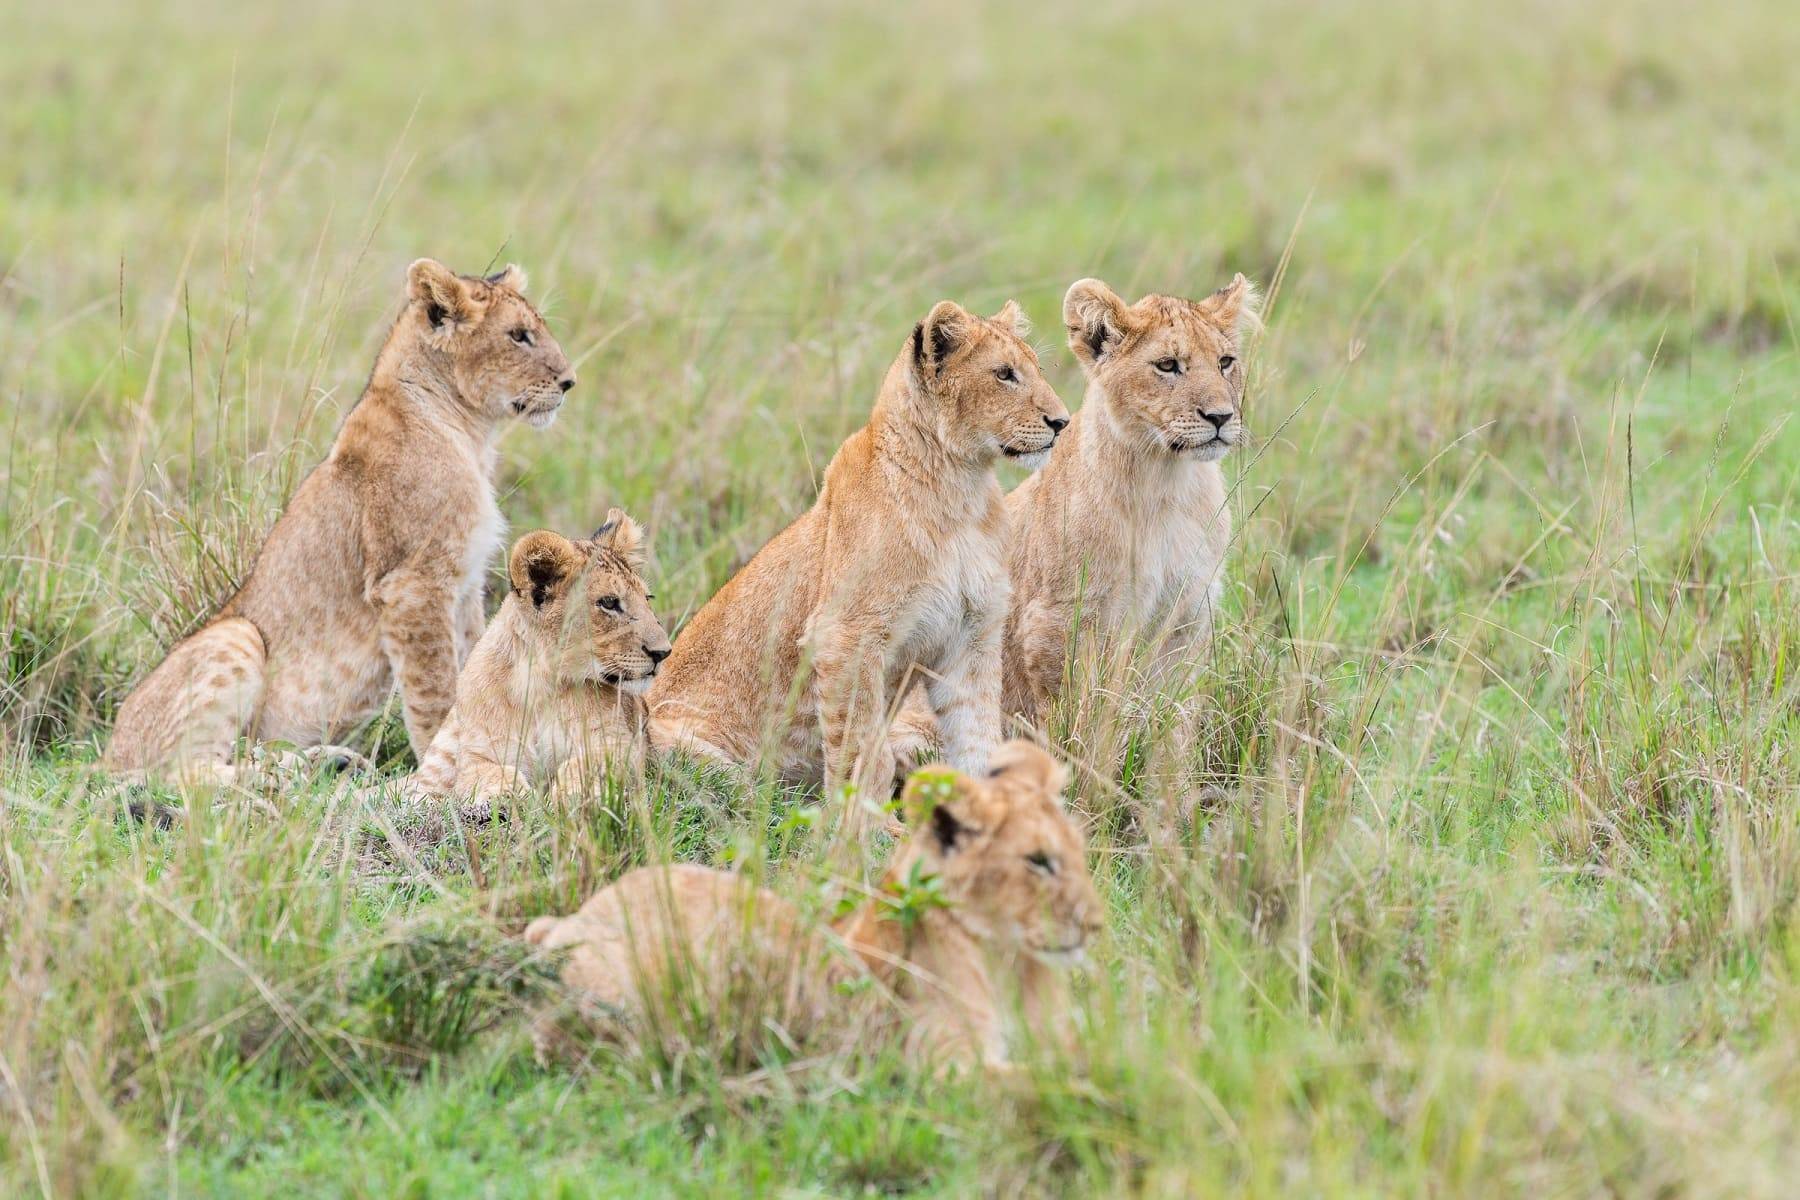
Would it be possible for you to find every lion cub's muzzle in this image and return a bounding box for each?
[514,376,572,428]
[1029,923,1098,968]
[602,666,655,696]
[1002,413,1069,468]
[1029,902,1103,968]
[1168,410,1240,459]
[602,643,670,696]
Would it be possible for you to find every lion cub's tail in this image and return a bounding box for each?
[523,916,562,946]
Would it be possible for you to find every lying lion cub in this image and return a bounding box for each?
[649,300,1069,803]
[524,740,1102,1070]
[107,259,575,785]
[1004,275,1259,722]
[407,513,671,809]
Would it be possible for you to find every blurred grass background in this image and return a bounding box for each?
[3,0,1799,1195]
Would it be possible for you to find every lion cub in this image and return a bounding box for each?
[525,740,1102,1070]
[407,513,671,807]
[1003,276,1259,722]
[649,301,1069,803]
[106,260,576,784]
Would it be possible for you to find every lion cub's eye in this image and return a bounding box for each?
[596,595,622,613]
[1153,357,1181,375]
[510,328,534,346]
[994,365,1018,384]
[1025,850,1058,875]
[1218,354,1236,373]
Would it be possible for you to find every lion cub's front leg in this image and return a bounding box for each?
[556,686,652,802]
[454,584,489,668]
[458,754,529,795]
[812,619,896,815]
[928,613,1004,776]
[546,755,622,805]
[410,713,462,793]
[817,658,900,816]
[548,756,594,803]
[370,566,462,758]
[451,748,530,823]
[1004,598,1075,730]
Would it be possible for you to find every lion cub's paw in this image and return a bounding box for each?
[253,743,373,781]
[455,796,508,828]
[303,744,375,776]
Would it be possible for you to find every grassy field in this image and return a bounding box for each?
[4,0,1800,1194]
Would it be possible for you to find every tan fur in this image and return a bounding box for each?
[105,259,575,783]
[407,514,671,808]
[648,300,1069,804]
[1003,275,1259,722]
[524,740,1101,1070]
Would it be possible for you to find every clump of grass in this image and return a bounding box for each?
[0,504,135,750]
[1,593,126,751]
[238,921,557,1096]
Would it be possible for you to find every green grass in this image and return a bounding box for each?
[4,0,1800,1194]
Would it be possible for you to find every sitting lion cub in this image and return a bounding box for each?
[407,513,671,808]
[1003,275,1259,722]
[524,740,1102,1070]
[649,300,1069,804]
[106,259,576,785]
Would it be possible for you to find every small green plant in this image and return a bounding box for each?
[903,766,959,815]
[877,859,951,933]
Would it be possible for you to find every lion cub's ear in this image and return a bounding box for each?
[911,300,977,381]
[902,766,985,855]
[484,263,528,292]
[991,299,1031,340]
[1063,278,1131,369]
[1198,272,1262,341]
[591,507,647,571]
[408,259,485,338]
[984,739,1069,804]
[508,530,583,609]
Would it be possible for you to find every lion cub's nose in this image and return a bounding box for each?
[646,645,671,665]
[1045,415,1069,434]
[1200,409,1231,429]
[558,374,576,393]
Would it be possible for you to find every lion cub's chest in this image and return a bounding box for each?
[461,457,505,601]
[896,521,1009,670]
[1127,511,1219,626]
[1101,474,1230,633]
[499,655,637,779]
[526,693,632,775]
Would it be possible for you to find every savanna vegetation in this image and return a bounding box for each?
[3,0,1798,1194]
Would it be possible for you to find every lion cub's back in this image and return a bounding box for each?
[650,508,827,749]
[525,864,834,1014]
